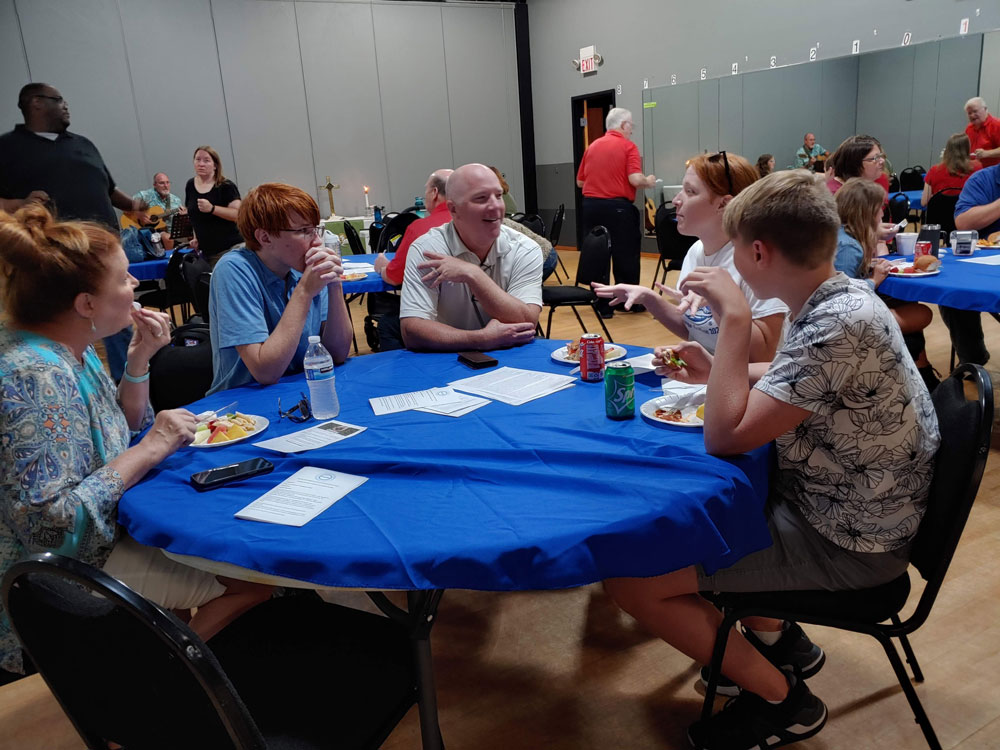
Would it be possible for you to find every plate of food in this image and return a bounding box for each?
[640,396,705,428]
[887,256,940,277]
[551,339,627,364]
[192,413,268,447]
[342,272,368,281]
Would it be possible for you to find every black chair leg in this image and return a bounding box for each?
[535,322,544,338]
[586,304,614,343]
[344,299,359,355]
[702,609,740,721]
[545,306,557,339]
[891,616,923,682]
[876,632,941,750]
[557,252,569,278]
[570,305,588,334]
[651,258,664,289]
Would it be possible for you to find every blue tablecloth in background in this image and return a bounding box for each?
[878,248,1000,312]
[129,250,179,281]
[119,341,771,591]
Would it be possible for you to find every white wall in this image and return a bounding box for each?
[1,0,522,216]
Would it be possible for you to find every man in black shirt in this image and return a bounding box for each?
[0,82,150,380]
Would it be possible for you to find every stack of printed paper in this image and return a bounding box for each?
[448,367,576,406]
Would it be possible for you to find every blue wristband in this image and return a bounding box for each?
[122,367,150,384]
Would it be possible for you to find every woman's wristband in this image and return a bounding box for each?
[210,204,216,215]
[123,363,150,384]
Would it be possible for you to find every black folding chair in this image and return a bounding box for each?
[548,203,569,281]
[375,211,420,254]
[887,192,910,226]
[700,364,993,750]
[924,188,962,235]
[2,552,425,750]
[342,220,365,255]
[899,166,927,192]
[540,225,614,341]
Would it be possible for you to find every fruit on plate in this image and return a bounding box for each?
[192,413,257,445]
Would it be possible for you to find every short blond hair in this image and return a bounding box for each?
[722,170,839,269]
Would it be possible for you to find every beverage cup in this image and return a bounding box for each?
[896,232,917,256]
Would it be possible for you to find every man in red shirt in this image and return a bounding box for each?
[576,107,656,316]
[965,97,1000,168]
[375,168,453,286]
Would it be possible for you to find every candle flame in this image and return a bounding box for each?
[363,185,369,193]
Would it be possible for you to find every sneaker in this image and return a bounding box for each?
[700,621,825,697]
[688,672,828,750]
[626,303,647,314]
[598,307,615,319]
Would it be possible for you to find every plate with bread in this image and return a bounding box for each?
[887,255,941,277]
[551,339,627,364]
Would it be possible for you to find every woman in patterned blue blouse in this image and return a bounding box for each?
[0,205,270,679]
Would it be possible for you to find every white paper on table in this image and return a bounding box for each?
[624,353,657,374]
[252,420,366,454]
[416,393,491,417]
[369,387,468,416]
[448,367,576,405]
[343,262,376,272]
[661,380,707,408]
[955,254,1000,265]
[234,466,367,526]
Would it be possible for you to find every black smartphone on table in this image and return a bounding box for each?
[190,457,274,491]
[457,351,498,370]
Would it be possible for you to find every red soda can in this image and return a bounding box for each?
[914,240,931,259]
[580,333,606,382]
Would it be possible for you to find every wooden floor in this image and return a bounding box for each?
[3,250,999,749]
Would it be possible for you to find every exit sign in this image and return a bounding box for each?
[580,45,596,75]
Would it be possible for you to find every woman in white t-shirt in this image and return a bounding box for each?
[593,151,787,360]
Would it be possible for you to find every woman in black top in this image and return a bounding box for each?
[185,145,243,262]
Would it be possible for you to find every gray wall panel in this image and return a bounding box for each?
[374,3,453,212]
[817,56,859,160]
[296,1,388,217]
[931,36,985,167]
[648,83,699,186]
[212,0,314,196]
[443,5,522,207]
[0,0,29,134]
[118,0,234,196]
[982,31,1000,114]
[697,79,719,155]
[909,44,940,170]
[718,76,743,158]
[856,47,915,172]
[16,0,147,198]
[742,64,823,171]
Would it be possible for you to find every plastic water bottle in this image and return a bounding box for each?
[303,336,340,419]
[322,230,341,256]
[414,196,427,217]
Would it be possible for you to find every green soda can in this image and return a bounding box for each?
[604,361,635,419]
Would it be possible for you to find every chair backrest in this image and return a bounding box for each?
[1,553,266,750]
[548,204,565,246]
[887,193,910,225]
[899,166,926,191]
[924,188,962,234]
[179,252,212,319]
[654,203,697,263]
[517,213,546,237]
[163,249,194,305]
[576,225,612,287]
[888,173,900,193]
[909,364,993,621]
[149,323,215,410]
[376,211,420,253]
[342,220,365,255]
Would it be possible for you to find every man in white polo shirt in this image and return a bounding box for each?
[399,163,542,351]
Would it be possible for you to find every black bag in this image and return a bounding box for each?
[148,323,214,411]
[121,227,162,262]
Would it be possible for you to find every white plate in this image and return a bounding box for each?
[886,267,941,278]
[640,396,704,428]
[551,343,627,364]
[191,415,269,448]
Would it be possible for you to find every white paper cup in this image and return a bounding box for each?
[896,232,918,256]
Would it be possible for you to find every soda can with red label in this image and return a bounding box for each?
[579,333,605,382]
[914,240,932,259]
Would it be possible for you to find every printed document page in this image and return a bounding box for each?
[235,466,367,526]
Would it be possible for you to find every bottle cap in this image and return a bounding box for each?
[308,335,320,343]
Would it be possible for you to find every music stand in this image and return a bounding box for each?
[169,212,193,242]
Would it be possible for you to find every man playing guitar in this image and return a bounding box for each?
[123,172,187,245]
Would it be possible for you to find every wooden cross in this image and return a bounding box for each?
[319,176,340,217]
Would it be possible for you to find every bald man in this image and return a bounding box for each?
[965,97,1000,168]
[399,163,542,352]
[132,172,186,237]
[794,133,828,170]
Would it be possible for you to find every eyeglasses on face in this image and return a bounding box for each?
[281,225,325,239]
[278,392,312,423]
[35,94,64,104]
[862,153,887,163]
[709,150,734,195]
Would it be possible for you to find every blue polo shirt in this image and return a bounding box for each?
[207,247,328,395]
[956,165,1000,236]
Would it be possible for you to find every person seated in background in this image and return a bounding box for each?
[938,162,1000,366]
[592,151,786,363]
[207,182,352,394]
[964,97,1000,168]
[834,178,939,390]
[0,206,272,681]
[504,214,557,281]
[399,163,542,352]
[755,153,774,177]
[826,135,898,253]
[488,165,518,215]
[921,133,982,208]
[375,168,453,287]
[131,172,187,244]
[794,132,828,170]
[605,170,939,750]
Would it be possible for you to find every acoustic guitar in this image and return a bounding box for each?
[120,204,183,231]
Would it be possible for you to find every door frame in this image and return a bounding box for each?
[571,89,616,248]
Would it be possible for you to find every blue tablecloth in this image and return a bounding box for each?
[895,190,924,211]
[119,340,772,591]
[878,248,1000,312]
[128,251,396,295]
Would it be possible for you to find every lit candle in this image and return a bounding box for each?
[364,185,370,210]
